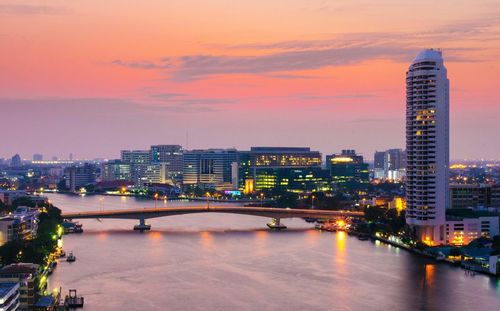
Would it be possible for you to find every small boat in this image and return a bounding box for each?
[59,250,66,258]
[64,289,84,308]
[66,252,76,262]
[357,233,370,241]
[48,261,57,274]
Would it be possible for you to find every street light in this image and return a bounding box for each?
[260,193,264,207]
[206,192,211,209]
[154,193,159,209]
[311,195,316,209]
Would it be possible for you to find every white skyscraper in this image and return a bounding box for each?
[405,49,449,245]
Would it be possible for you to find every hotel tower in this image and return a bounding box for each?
[405,49,449,245]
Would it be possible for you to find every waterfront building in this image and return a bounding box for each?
[183,149,239,190]
[138,163,169,185]
[237,147,323,192]
[101,160,132,182]
[405,49,449,245]
[326,150,369,189]
[64,164,97,192]
[12,206,39,240]
[0,282,20,311]
[150,145,183,179]
[121,150,152,186]
[373,149,406,181]
[0,263,44,310]
[450,184,500,209]
[445,213,499,245]
[10,155,21,168]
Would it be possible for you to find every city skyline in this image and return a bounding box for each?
[2,1,500,160]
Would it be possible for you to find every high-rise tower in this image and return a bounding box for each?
[405,49,449,245]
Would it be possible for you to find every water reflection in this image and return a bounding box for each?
[47,194,500,311]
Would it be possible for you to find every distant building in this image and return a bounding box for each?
[32,154,43,162]
[101,160,131,182]
[138,163,169,185]
[10,154,21,167]
[373,149,406,181]
[0,190,27,205]
[450,184,500,209]
[121,150,151,186]
[326,150,369,189]
[405,49,450,245]
[65,164,97,192]
[0,282,20,311]
[445,210,500,245]
[183,149,239,190]
[150,145,183,179]
[237,147,323,192]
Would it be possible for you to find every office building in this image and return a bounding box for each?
[183,149,239,190]
[450,184,500,209]
[121,150,152,186]
[326,150,369,188]
[373,149,406,181]
[405,49,449,245]
[150,145,183,179]
[65,164,97,192]
[138,163,169,185]
[101,160,132,182]
[238,147,323,192]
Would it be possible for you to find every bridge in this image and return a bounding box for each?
[61,206,364,231]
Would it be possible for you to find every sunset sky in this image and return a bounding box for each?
[1,0,500,160]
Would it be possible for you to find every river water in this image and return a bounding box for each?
[46,194,500,310]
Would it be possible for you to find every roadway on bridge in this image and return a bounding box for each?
[62,206,364,220]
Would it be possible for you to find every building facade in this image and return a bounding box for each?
[183,149,239,190]
[405,49,450,245]
[150,145,183,179]
[101,160,131,182]
[326,150,369,189]
[238,147,323,192]
[450,184,500,209]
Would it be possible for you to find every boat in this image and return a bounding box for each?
[47,261,57,275]
[66,252,76,262]
[357,233,370,241]
[64,289,84,308]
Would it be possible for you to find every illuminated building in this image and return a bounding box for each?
[150,145,183,179]
[0,263,43,310]
[101,160,131,182]
[450,184,500,209]
[238,147,323,192]
[445,212,499,245]
[121,150,151,186]
[326,150,369,189]
[373,149,406,181]
[405,49,449,245]
[183,149,239,190]
[64,163,97,192]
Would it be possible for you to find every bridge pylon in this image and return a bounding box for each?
[267,218,287,230]
[133,216,151,232]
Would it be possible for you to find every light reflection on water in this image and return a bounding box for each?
[48,194,500,311]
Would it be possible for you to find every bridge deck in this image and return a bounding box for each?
[62,206,364,220]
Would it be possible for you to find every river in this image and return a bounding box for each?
[46,194,500,310]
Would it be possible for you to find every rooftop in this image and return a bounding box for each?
[0,263,40,275]
[0,282,19,298]
[413,49,443,62]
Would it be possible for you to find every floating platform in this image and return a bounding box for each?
[267,222,287,230]
[133,224,151,231]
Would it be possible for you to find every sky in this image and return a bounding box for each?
[1,0,500,161]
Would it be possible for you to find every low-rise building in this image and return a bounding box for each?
[0,282,20,311]
[0,217,30,246]
[0,263,44,310]
[445,210,500,245]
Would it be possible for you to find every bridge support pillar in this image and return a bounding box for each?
[133,217,151,232]
[267,218,287,230]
